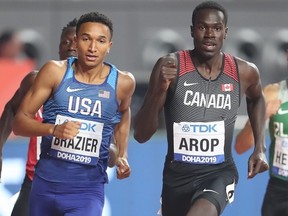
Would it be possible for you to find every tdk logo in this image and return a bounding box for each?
[80,122,97,132]
[188,124,217,133]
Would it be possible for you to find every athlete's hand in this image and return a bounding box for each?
[159,57,177,92]
[52,121,81,139]
[266,99,281,118]
[248,151,269,179]
[116,156,131,179]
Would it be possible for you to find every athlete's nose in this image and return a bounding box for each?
[88,40,97,52]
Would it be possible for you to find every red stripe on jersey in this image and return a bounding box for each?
[223,54,239,82]
[179,50,195,77]
[26,107,43,180]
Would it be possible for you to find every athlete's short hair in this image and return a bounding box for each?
[76,12,113,40]
[61,18,77,38]
[192,1,228,26]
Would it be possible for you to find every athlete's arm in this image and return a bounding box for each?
[13,60,80,139]
[235,84,281,154]
[235,120,254,154]
[238,59,269,178]
[0,71,37,181]
[108,141,118,168]
[133,54,177,143]
[114,70,135,179]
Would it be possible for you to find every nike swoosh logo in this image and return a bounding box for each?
[203,188,219,194]
[278,108,288,115]
[66,86,84,92]
[184,81,198,87]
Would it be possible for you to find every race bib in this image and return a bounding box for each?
[173,121,225,164]
[272,137,288,177]
[49,114,103,165]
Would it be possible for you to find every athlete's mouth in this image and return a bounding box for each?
[86,55,97,61]
[202,41,216,50]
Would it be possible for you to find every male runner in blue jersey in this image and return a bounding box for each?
[0,18,77,216]
[13,11,135,216]
[134,1,268,216]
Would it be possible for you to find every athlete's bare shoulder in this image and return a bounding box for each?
[37,60,67,78]
[28,70,39,76]
[21,70,39,86]
[118,70,135,83]
[42,59,67,70]
[117,69,136,99]
[118,70,135,89]
[235,56,259,76]
[234,56,262,96]
[32,59,69,91]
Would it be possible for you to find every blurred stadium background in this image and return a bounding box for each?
[1,0,287,215]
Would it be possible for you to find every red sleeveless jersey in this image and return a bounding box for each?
[26,108,42,180]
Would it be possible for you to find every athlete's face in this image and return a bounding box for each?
[59,27,77,60]
[191,9,228,59]
[76,22,112,68]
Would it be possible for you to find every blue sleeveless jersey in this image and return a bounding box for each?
[37,57,121,183]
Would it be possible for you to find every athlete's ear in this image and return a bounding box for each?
[190,25,194,38]
[224,27,228,39]
[107,41,112,54]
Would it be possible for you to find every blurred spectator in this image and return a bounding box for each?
[0,29,36,115]
[0,29,24,59]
